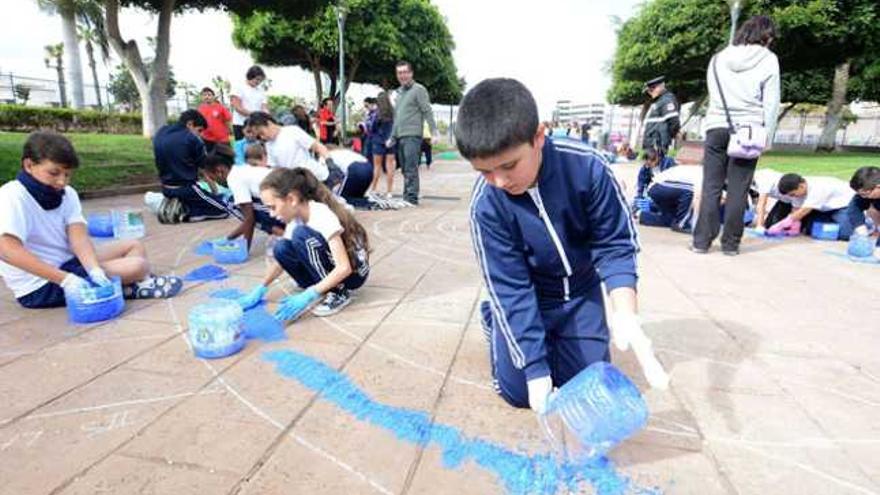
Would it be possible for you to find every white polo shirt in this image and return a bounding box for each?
[328,149,368,173]
[0,181,86,297]
[231,82,267,126]
[265,125,329,181]
[796,176,854,211]
[227,165,273,206]
[753,169,785,199]
[283,201,343,242]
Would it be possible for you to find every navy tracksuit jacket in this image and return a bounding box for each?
[470,138,640,407]
[636,156,676,198]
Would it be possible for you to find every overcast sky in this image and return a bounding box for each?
[0,0,643,118]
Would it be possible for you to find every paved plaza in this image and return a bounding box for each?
[1,159,878,495]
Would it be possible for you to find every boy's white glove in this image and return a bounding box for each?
[753,226,766,236]
[854,225,869,236]
[60,273,90,293]
[87,267,112,286]
[609,312,670,390]
[526,375,553,414]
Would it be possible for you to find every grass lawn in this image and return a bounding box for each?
[758,150,880,181]
[0,131,155,191]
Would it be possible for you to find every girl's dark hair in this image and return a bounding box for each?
[376,91,394,122]
[246,65,266,81]
[22,131,79,169]
[733,15,776,47]
[850,166,880,191]
[260,168,370,265]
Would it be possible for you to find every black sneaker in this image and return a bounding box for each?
[689,244,708,254]
[722,249,740,256]
[312,289,352,317]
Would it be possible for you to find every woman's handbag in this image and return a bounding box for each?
[712,56,767,160]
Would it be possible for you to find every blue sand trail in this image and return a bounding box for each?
[210,288,287,342]
[183,264,228,282]
[194,240,214,256]
[264,349,659,495]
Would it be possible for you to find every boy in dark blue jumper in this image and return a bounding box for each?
[635,148,676,201]
[458,78,669,414]
[154,110,230,222]
[848,166,880,258]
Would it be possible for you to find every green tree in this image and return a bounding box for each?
[108,61,176,111]
[608,0,880,150]
[232,0,462,105]
[102,0,327,136]
[36,0,86,108]
[44,43,68,108]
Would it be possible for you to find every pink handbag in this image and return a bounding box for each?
[712,56,767,160]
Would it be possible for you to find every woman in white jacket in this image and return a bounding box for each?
[692,15,780,255]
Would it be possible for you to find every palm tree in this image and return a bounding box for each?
[36,0,85,109]
[44,43,68,108]
[76,1,109,109]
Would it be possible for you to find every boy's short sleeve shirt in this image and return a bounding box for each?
[800,177,854,211]
[0,181,85,297]
[266,126,329,181]
[753,169,783,197]
[227,165,271,206]
[231,83,266,126]
[283,201,343,243]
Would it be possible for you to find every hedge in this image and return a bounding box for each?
[0,105,142,134]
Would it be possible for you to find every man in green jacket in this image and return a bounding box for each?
[389,60,437,206]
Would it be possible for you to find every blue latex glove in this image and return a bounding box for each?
[273,287,320,321]
[238,284,268,311]
[87,267,112,286]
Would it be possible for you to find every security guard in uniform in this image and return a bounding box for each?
[641,76,681,156]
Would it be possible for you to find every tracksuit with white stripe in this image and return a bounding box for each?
[470,138,640,408]
[641,166,702,232]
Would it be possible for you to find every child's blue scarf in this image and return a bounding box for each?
[17,170,65,210]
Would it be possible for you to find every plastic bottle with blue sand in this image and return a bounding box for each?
[112,209,146,239]
[539,362,648,462]
[187,300,245,359]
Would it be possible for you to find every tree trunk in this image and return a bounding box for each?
[59,0,85,109]
[815,60,851,152]
[104,0,173,136]
[84,41,103,109]
[308,54,323,106]
[55,62,68,108]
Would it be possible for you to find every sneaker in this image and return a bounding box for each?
[124,275,183,299]
[312,289,352,317]
[722,249,740,256]
[384,192,393,200]
[400,199,418,208]
[688,244,708,254]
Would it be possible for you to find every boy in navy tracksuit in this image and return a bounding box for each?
[635,148,676,200]
[154,110,231,222]
[847,166,880,258]
[457,78,668,414]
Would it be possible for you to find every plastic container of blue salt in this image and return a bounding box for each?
[65,276,125,324]
[810,222,840,240]
[112,209,146,239]
[87,212,115,238]
[540,361,648,462]
[847,234,875,258]
[212,238,248,264]
[187,300,245,359]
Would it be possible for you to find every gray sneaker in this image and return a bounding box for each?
[312,290,352,317]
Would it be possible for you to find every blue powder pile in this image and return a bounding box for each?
[183,264,228,282]
[264,349,658,495]
[209,288,286,342]
[194,240,214,256]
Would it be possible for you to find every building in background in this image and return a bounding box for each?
[553,100,605,127]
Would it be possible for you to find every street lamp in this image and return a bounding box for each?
[336,2,348,144]
[726,0,744,45]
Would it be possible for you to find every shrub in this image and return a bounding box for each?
[0,105,142,134]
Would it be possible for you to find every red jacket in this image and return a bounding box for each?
[198,102,232,144]
[318,107,335,142]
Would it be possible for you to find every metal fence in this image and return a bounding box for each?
[0,71,191,114]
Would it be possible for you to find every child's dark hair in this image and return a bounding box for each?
[201,87,215,95]
[733,15,776,47]
[202,151,232,173]
[179,109,207,128]
[778,173,805,194]
[644,148,660,164]
[246,65,266,81]
[245,111,277,128]
[455,78,539,160]
[22,131,79,169]
[260,168,370,264]
[245,143,266,164]
[850,166,880,192]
